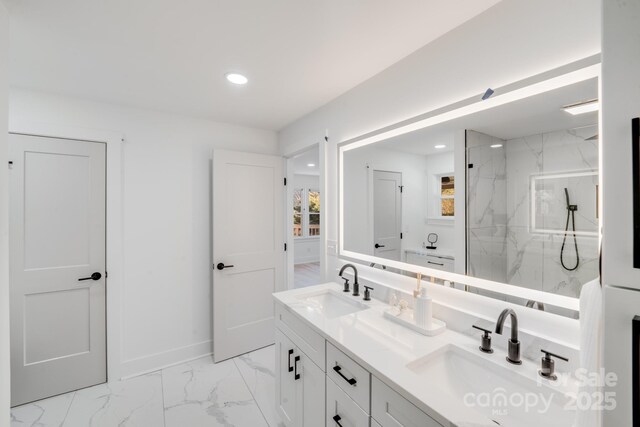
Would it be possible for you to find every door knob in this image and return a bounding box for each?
[216,263,234,271]
[375,243,385,249]
[78,272,102,281]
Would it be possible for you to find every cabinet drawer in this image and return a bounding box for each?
[276,303,325,370]
[326,342,370,413]
[371,376,441,427]
[326,377,370,427]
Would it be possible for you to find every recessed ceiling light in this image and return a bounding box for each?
[434,144,446,149]
[490,144,503,148]
[307,163,316,167]
[225,73,248,85]
[562,99,598,115]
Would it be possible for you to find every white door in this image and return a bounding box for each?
[9,134,106,406]
[373,170,402,261]
[212,149,284,362]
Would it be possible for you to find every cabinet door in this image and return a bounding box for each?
[301,351,325,427]
[326,377,370,427]
[371,377,441,427]
[276,329,299,426]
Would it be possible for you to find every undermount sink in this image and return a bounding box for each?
[407,345,575,427]
[296,289,369,319]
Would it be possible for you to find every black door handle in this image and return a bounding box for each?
[374,243,385,249]
[216,263,234,270]
[288,349,294,372]
[78,272,102,281]
[294,355,300,380]
[333,365,357,385]
[427,261,444,266]
[333,415,343,427]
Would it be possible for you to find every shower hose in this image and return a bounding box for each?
[560,187,580,271]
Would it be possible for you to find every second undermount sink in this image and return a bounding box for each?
[407,345,575,427]
[296,289,369,319]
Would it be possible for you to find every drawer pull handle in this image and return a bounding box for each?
[333,415,343,426]
[288,349,294,372]
[294,355,301,380]
[427,261,444,266]
[333,365,357,385]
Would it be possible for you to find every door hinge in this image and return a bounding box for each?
[8,161,13,169]
[400,233,403,239]
[105,271,108,278]
[399,185,404,193]
[284,243,287,252]
[468,163,474,168]
[284,177,287,186]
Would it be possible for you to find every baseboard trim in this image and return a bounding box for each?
[117,340,212,380]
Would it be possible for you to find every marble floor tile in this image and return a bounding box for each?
[234,346,285,427]
[63,372,164,427]
[10,392,75,427]
[162,355,268,427]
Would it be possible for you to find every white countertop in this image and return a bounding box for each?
[273,282,576,427]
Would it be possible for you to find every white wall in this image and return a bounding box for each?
[0,2,10,422]
[9,88,278,378]
[292,174,320,264]
[279,0,599,335]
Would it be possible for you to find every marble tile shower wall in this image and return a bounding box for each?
[505,126,599,298]
[466,126,599,299]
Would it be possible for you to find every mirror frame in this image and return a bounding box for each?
[338,56,601,312]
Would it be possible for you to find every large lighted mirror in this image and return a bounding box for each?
[339,62,600,316]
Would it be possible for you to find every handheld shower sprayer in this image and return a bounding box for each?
[560,187,580,271]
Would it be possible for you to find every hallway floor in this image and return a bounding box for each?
[10,345,283,427]
[294,262,321,288]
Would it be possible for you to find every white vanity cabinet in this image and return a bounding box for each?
[275,302,442,427]
[371,377,442,427]
[276,328,325,427]
[405,251,454,273]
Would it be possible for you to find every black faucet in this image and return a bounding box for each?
[338,263,359,297]
[495,309,521,365]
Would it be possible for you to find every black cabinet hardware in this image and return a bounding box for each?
[333,365,356,385]
[78,272,101,281]
[288,349,294,372]
[294,356,300,380]
[216,263,234,270]
[427,261,444,266]
[374,243,385,249]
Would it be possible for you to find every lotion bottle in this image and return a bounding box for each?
[414,287,433,329]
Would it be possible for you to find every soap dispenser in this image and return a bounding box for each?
[414,287,433,329]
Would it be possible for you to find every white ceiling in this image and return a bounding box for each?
[291,147,320,176]
[5,0,501,130]
[375,77,598,155]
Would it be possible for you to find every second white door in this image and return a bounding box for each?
[212,149,284,362]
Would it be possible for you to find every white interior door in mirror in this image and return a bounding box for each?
[373,170,402,261]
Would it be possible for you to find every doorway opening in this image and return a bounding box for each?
[288,146,322,288]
